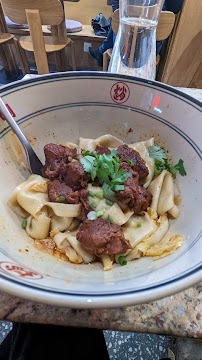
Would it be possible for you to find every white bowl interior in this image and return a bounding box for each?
[0,73,201,306]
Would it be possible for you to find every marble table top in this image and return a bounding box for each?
[0,87,201,339]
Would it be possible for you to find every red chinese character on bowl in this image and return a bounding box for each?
[0,261,43,280]
[110,82,130,104]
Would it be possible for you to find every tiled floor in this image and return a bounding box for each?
[0,66,201,360]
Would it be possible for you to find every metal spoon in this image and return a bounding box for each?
[0,97,43,175]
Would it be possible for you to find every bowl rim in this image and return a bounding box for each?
[0,71,201,308]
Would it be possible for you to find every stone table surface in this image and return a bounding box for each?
[0,87,201,339]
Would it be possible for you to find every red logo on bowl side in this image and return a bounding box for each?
[110,82,130,104]
[0,104,16,121]
[0,261,43,280]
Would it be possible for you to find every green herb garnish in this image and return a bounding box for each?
[80,151,131,197]
[137,222,141,227]
[149,146,186,176]
[47,180,51,184]
[102,183,115,197]
[170,159,187,176]
[108,215,113,224]
[89,191,95,197]
[119,256,127,266]
[96,192,103,199]
[96,210,104,217]
[127,159,134,167]
[82,150,96,156]
[114,184,125,191]
[91,202,97,208]
[59,196,66,202]
[22,220,27,229]
[106,199,113,206]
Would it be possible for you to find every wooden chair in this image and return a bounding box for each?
[1,0,76,75]
[103,10,175,72]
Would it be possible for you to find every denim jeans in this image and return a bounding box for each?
[99,27,116,55]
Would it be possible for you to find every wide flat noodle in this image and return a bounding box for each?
[157,172,174,215]
[145,214,169,246]
[129,138,154,188]
[12,175,48,217]
[9,175,45,218]
[148,170,179,218]
[79,138,99,152]
[9,175,81,219]
[64,232,96,263]
[95,134,124,147]
[103,203,133,226]
[54,232,83,263]
[101,255,113,271]
[26,210,51,239]
[66,142,79,150]
[125,215,169,261]
[115,212,157,263]
[125,241,148,261]
[46,202,80,218]
[145,233,184,258]
[122,212,157,248]
[50,215,73,231]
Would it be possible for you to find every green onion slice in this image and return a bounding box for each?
[137,222,141,227]
[96,210,104,217]
[108,215,113,224]
[59,196,66,202]
[106,199,113,206]
[96,192,103,199]
[22,220,27,229]
[89,191,95,197]
[114,185,125,191]
[119,256,127,266]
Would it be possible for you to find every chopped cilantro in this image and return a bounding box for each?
[149,146,167,162]
[170,159,186,176]
[82,150,96,156]
[149,146,186,177]
[110,149,118,157]
[80,149,134,195]
[80,155,95,173]
[102,183,115,197]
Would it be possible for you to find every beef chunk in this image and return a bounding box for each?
[63,161,90,191]
[117,144,149,180]
[79,189,91,220]
[76,218,132,257]
[41,143,77,180]
[95,145,111,155]
[116,175,152,214]
[47,179,79,204]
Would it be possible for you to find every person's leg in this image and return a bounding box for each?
[89,27,114,67]
[0,322,110,360]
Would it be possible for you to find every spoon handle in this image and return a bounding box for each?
[0,98,43,175]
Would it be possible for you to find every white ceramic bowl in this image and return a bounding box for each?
[0,72,201,308]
